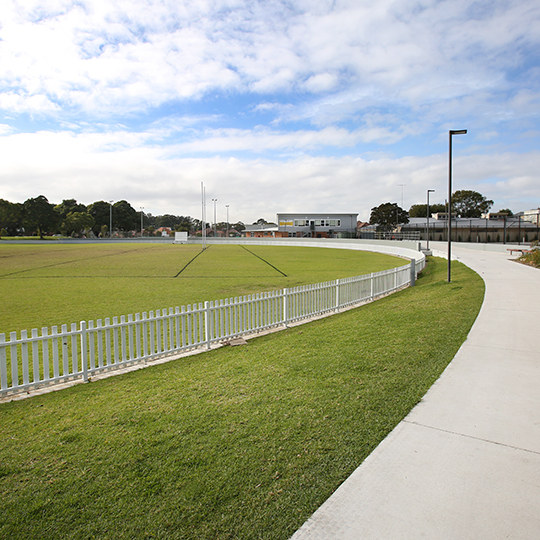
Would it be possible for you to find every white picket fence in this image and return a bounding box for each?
[0,261,419,397]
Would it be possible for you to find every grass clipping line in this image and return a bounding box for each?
[0,257,484,540]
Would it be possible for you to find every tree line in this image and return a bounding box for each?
[0,196,244,239]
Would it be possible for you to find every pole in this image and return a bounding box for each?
[448,129,467,282]
[225,205,229,238]
[427,189,434,250]
[109,200,113,239]
[140,207,144,237]
[212,198,217,236]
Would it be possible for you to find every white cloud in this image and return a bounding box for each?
[2,0,538,119]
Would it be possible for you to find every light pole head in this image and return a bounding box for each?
[450,129,467,135]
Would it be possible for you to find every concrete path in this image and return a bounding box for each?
[291,244,540,539]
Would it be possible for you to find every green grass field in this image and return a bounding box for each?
[0,253,485,539]
[0,243,405,335]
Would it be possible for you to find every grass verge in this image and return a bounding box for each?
[0,257,484,539]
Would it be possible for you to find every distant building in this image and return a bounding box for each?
[242,223,280,238]
[276,213,358,238]
[401,213,539,243]
[521,208,540,225]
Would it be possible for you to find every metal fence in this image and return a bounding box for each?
[1,261,419,398]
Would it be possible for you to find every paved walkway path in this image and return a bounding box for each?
[291,244,540,539]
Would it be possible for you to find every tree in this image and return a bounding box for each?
[409,203,446,218]
[55,199,87,220]
[113,200,138,232]
[498,208,514,217]
[88,201,112,236]
[62,211,95,237]
[22,195,59,238]
[452,190,493,218]
[370,202,409,232]
[0,199,23,236]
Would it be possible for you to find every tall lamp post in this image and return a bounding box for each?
[212,198,217,236]
[426,189,435,250]
[448,129,467,282]
[109,200,113,239]
[140,207,144,237]
[225,205,229,238]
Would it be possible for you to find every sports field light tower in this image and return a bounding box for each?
[426,189,434,250]
[448,129,467,282]
[212,198,218,236]
[109,200,113,238]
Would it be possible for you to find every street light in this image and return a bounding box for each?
[448,129,467,282]
[140,207,144,237]
[426,189,435,251]
[225,204,229,238]
[212,198,217,236]
[109,200,113,239]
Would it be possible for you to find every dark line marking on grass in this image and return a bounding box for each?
[0,247,169,279]
[240,245,287,277]
[174,247,208,277]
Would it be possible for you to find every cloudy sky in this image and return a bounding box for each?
[1,0,539,223]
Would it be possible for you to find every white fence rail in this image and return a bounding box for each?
[1,260,420,397]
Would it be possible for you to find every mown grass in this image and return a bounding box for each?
[0,243,404,334]
[0,257,484,539]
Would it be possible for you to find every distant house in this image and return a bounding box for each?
[241,223,280,238]
[156,227,172,237]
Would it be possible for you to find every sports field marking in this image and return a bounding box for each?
[174,247,206,277]
[240,245,287,276]
[0,247,151,279]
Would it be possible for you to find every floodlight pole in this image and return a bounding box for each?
[427,189,434,250]
[448,129,467,282]
[225,205,229,238]
[212,198,217,236]
[109,200,113,239]
[140,207,144,237]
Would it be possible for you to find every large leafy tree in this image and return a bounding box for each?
[452,190,493,218]
[0,199,23,236]
[62,211,95,237]
[113,200,138,232]
[409,203,446,217]
[22,195,59,238]
[88,201,113,236]
[370,202,409,232]
[55,199,87,220]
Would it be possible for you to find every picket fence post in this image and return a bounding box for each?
[204,301,211,349]
[80,321,88,382]
[283,288,289,328]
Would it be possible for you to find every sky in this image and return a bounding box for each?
[1,0,539,224]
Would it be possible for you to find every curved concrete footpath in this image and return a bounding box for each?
[291,243,540,540]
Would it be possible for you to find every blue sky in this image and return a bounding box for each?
[1,0,539,223]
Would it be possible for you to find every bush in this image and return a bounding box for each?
[518,241,540,268]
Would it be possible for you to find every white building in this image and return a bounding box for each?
[277,213,358,238]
